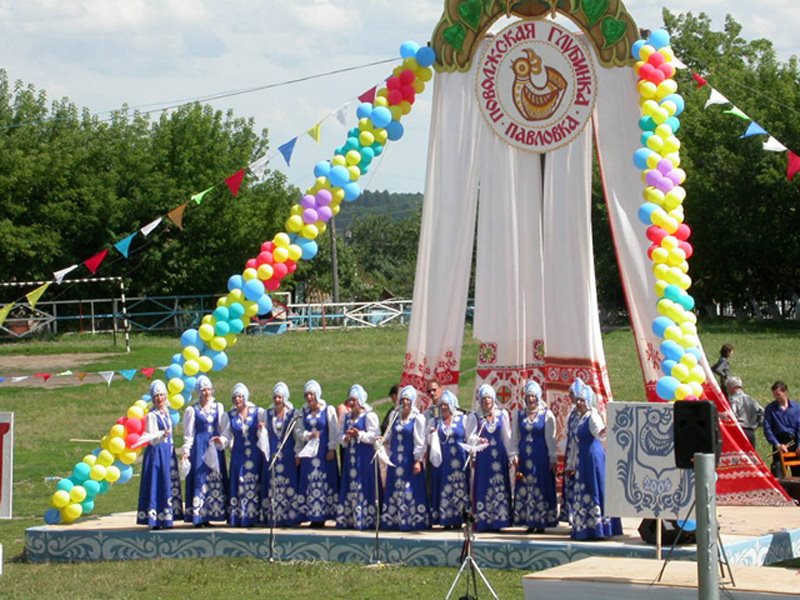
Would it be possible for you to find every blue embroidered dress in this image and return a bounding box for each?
[429,413,472,527]
[261,406,301,526]
[560,408,581,524]
[295,403,340,523]
[223,405,265,526]
[137,409,184,528]
[569,410,622,540]
[472,409,514,532]
[336,410,380,529]
[182,402,228,524]
[381,410,429,531]
[512,408,558,529]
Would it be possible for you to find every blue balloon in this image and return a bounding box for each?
[356,102,373,119]
[664,285,683,303]
[685,347,702,361]
[637,202,658,225]
[243,278,265,302]
[343,182,361,202]
[661,359,677,377]
[660,340,685,362]
[257,294,273,316]
[652,316,674,338]
[360,146,375,162]
[648,29,671,50]
[172,353,184,365]
[227,274,244,292]
[677,293,695,311]
[334,146,345,156]
[329,165,350,188]
[656,376,680,401]
[165,364,182,380]
[168,410,180,428]
[415,46,436,68]
[56,478,75,492]
[631,39,646,60]
[639,116,656,132]
[313,160,331,178]
[83,479,100,498]
[229,318,244,334]
[81,500,95,514]
[180,328,201,348]
[344,137,359,152]
[97,481,110,495]
[212,306,230,322]
[665,116,681,133]
[633,147,653,170]
[371,106,392,129]
[400,40,420,59]
[211,351,228,372]
[663,94,685,116]
[228,302,245,319]
[214,320,230,336]
[44,508,61,525]
[300,240,318,260]
[372,142,384,156]
[386,120,404,141]
[116,464,134,485]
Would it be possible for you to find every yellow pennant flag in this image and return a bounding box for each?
[26,282,51,309]
[0,302,13,328]
[307,122,322,143]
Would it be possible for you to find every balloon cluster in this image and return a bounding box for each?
[44,41,436,523]
[632,29,706,402]
[45,398,146,524]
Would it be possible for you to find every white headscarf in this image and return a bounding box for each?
[304,379,322,399]
[398,385,418,409]
[150,380,167,398]
[273,381,293,410]
[569,377,595,408]
[232,382,250,404]
[195,375,213,394]
[348,384,370,411]
[439,390,459,413]
[523,379,545,410]
[477,383,497,415]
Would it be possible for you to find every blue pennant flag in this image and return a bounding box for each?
[119,369,137,382]
[113,232,137,258]
[0,377,5,384]
[278,137,298,166]
[740,121,768,138]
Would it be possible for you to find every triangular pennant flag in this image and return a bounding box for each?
[763,136,788,152]
[0,377,5,384]
[76,372,88,382]
[54,265,78,284]
[788,151,800,182]
[119,369,137,382]
[140,217,163,237]
[335,102,351,127]
[26,282,51,309]
[34,373,52,383]
[358,86,377,104]
[278,137,298,167]
[704,88,729,109]
[307,123,322,143]
[98,371,115,386]
[225,169,246,197]
[11,376,29,383]
[723,106,750,120]
[740,121,768,138]
[113,232,137,258]
[672,56,688,70]
[141,367,156,379]
[248,155,268,181]
[167,203,187,230]
[0,302,14,329]
[692,72,707,87]
[56,370,73,377]
[191,187,214,205]
[84,249,109,275]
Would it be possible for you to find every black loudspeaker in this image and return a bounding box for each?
[638,519,696,545]
[673,400,721,469]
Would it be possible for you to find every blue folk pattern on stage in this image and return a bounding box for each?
[606,403,694,519]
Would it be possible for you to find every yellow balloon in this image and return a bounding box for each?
[274,232,291,248]
[689,365,706,384]
[347,165,361,181]
[375,129,388,145]
[273,246,289,263]
[127,405,144,420]
[216,296,228,308]
[663,193,682,211]
[290,204,303,217]
[201,314,214,325]
[210,336,227,352]
[62,503,83,522]
[110,424,126,438]
[346,150,361,165]
[375,95,388,107]
[417,66,433,82]
[656,79,678,99]
[169,393,186,410]
[659,47,675,62]
[671,363,690,382]
[134,399,148,410]
[228,289,244,303]
[641,99,659,117]
[317,222,327,234]
[645,153,661,170]
[333,187,345,203]
[243,267,258,281]
[689,381,705,398]
[359,131,375,146]
[663,136,681,154]
[105,465,121,483]
[287,244,302,262]
[403,57,419,71]
[287,215,303,232]
[225,333,238,347]
[644,187,665,205]
[332,204,341,216]
[168,377,184,395]
[638,80,657,99]
[653,264,670,281]
[199,323,215,341]
[198,356,213,373]
[97,449,114,467]
[674,384,692,401]
[654,280,669,298]
[413,79,425,94]
[656,299,674,316]
[651,247,668,264]
[257,264,274,281]
[90,464,107,481]
[664,325,683,344]
[638,44,655,60]
[358,117,371,131]
[69,485,87,503]
[183,360,199,377]
[244,301,259,317]
[52,490,71,508]
[183,346,200,361]
[118,450,137,465]
[646,136,663,152]
[302,224,319,240]
[655,124,673,139]
[107,437,125,455]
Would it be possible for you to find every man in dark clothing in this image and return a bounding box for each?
[763,380,800,476]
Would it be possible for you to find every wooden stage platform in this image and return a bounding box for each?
[26,506,800,571]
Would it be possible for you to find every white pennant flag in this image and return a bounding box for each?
[11,376,29,383]
[763,136,788,152]
[704,88,730,109]
[140,217,162,237]
[335,102,352,128]
[672,56,688,70]
[248,155,268,181]
[54,264,79,284]
[98,370,115,386]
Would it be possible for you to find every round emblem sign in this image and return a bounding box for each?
[476,20,597,153]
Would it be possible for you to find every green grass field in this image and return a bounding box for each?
[0,321,798,598]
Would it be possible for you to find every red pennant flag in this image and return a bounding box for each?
[84,249,109,274]
[358,86,377,104]
[225,169,245,197]
[34,373,52,382]
[692,72,707,88]
[141,367,156,379]
[788,151,800,182]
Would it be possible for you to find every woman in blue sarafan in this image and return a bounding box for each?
[261,381,301,527]
[295,379,340,527]
[137,380,184,529]
[181,375,228,526]
[512,380,558,533]
[381,385,429,531]
[336,384,380,530]
[429,390,474,528]
[220,382,266,527]
[566,377,622,540]
[470,383,516,532]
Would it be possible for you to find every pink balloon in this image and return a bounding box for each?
[315,189,332,207]
[302,208,319,224]
[301,194,316,209]
[645,170,662,187]
[657,159,672,175]
[656,177,674,193]
[318,206,333,222]
[666,171,682,185]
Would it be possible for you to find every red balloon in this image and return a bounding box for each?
[125,417,143,435]
[265,278,281,292]
[675,223,691,241]
[245,258,257,269]
[399,69,416,85]
[647,244,658,260]
[125,433,140,449]
[272,262,288,279]
[387,89,403,105]
[386,76,401,90]
[257,250,274,265]
[678,240,693,259]
[116,417,127,426]
[401,85,416,102]
[286,259,297,274]
[638,64,655,82]
[658,63,676,79]
[648,69,665,85]
[648,52,665,67]
[646,225,668,244]
[261,241,275,252]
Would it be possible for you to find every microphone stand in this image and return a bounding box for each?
[268,409,302,563]
[369,407,399,565]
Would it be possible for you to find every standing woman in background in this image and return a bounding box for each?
[137,380,184,529]
[221,382,265,527]
[471,384,515,532]
[261,381,301,527]
[381,385,429,531]
[512,380,558,533]
[336,384,380,530]
[711,343,734,397]
[182,375,228,526]
[295,380,340,527]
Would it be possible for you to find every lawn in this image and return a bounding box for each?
[0,320,797,598]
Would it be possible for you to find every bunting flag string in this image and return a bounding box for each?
[54,265,79,284]
[113,232,137,258]
[166,203,187,229]
[140,217,163,236]
[0,302,15,329]
[191,187,215,205]
[277,138,298,167]
[225,169,246,197]
[722,106,749,120]
[0,365,166,387]
[25,282,51,309]
[307,123,322,143]
[764,137,788,152]
[788,151,800,182]
[358,85,377,104]
[741,122,767,139]
[83,249,109,275]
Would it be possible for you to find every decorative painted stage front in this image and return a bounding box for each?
[26,507,800,569]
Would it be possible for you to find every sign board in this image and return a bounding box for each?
[0,412,13,519]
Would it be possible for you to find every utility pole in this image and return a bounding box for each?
[329,216,340,303]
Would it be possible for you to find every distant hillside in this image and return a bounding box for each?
[334,189,422,230]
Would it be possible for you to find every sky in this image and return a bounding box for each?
[0,1,796,194]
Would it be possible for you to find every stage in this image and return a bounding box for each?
[26,506,800,569]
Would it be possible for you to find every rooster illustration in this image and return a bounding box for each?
[510,49,568,122]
